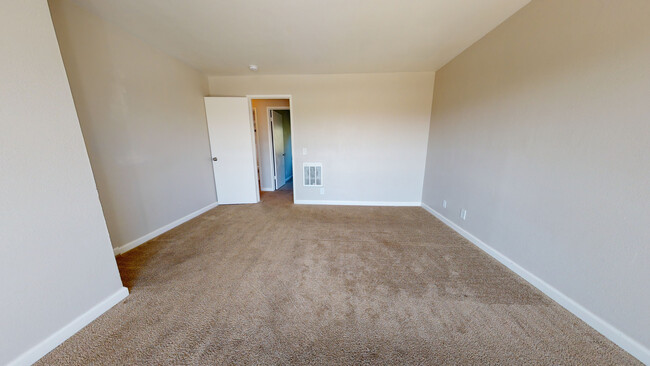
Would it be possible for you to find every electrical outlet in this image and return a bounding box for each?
[302,147,308,155]
[460,209,467,220]
[442,200,447,208]
[320,187,325,195]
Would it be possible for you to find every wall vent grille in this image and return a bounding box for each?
[303,163,322,187]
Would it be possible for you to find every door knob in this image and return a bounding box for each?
[212,157,218,161]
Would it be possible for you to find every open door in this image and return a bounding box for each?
[271,110,286,189]
[204,97,258,204]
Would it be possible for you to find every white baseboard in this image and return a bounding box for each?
[295,200,420,207]
[260,187,274,192]
[113,202,219,256]
[8,287,129,366]
[420,202,649,364]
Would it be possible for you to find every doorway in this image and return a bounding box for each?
[249,97,294,199]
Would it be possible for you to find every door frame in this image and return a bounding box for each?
[268,106,290,190]
[246,95,295,203]
[251,107,262,190]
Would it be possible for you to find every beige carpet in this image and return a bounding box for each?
[38,191,639,365]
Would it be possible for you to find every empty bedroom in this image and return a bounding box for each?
[1,0,648,365]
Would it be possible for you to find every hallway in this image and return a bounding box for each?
[278,177,293,192]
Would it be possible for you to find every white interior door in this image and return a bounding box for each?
[204,97,258,204]
[271,110,286,189]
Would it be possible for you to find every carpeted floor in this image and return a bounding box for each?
[38,191,639,365]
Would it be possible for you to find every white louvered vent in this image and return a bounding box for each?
[303,163,322,187]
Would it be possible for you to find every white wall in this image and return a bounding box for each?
[422,0,650,362]
[50,0,216,252]
[210,73,435,204]
[0,1,126,364]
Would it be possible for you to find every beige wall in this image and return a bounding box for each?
[422,0,650,359]
[50,0,216,250]
[251,99,290,190]
[210,73,435,204]
[0,1,124,363]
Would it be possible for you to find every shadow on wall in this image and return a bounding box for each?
[49,0,215,252]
